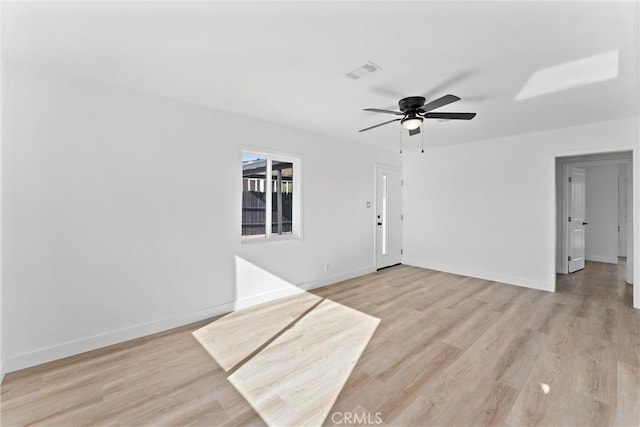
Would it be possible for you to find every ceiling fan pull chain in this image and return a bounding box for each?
[421,125,424,153]
[399,125,403,154]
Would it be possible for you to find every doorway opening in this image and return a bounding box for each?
[555,151,635,306]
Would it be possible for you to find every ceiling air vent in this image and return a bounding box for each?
[346,61,383,80]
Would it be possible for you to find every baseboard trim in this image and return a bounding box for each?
[4,266,378,374]
[234,287,305,310]
[3,301,234,374]
[233,266,377,309]
[403,258,554,292]
[299,266,377,291]
[585,255,619,264]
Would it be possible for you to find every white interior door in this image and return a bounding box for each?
[376,166,402,269]
[568,166,586,273]
[618,175,627,257]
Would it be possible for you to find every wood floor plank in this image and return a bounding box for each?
[562,391,611,427]
[505,349,576,427]
[441,307,503,350]
[616,361,640,426]
[617,304,640,367]
[444,378,519,427]
[492,328,548,390]
[573,347,616,405]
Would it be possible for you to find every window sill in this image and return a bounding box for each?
[241,234,301,245]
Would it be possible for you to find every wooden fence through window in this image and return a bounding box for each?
[241,191,293,236]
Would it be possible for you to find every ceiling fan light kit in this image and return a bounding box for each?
[360,94,476,140]
[401,113,423,130]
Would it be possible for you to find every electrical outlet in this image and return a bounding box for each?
[324,262,330,272]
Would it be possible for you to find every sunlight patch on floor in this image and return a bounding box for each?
[193,292,322,372]
[194,295,379,426]
[227,299,379,426]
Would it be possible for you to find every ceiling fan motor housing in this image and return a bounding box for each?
[398,96,426,112]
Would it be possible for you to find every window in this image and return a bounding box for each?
[242,152,300,241]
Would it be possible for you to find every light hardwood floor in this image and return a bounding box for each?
[1,261,639,426]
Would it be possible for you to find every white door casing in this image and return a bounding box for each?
[618,175,627,257]
[376,166,402,269]
[568,166,586,273]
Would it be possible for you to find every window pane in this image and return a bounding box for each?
[271,160,293,236]
[242,155,267,238]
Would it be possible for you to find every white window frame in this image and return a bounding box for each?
[241,150,302,243]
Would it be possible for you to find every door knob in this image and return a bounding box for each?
[583,222,589,225]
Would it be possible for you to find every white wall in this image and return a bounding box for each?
[403,117,639,298]
[1,63,400,372]
[584,164,620,264]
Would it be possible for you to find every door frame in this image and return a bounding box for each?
[554,149,637,309]
[374,163,403,269]
[619,175,628,257]
[561,158,631,276]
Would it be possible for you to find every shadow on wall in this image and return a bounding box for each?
[193,257,380,426]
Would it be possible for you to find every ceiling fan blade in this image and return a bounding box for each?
[419,94,461,113]
[423,112,476,120]
[363,108,404,115]
[409,127,421,136]
[358,118,401,132]
[422,71,474,100]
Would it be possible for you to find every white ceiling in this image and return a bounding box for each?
[3,1,639,150]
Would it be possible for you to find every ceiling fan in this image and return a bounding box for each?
[359,94,476,135]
